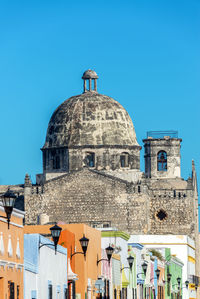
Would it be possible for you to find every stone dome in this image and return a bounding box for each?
[43,92,139,149]
[82,69,98,79]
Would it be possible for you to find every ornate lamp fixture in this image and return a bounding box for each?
[185,280,189,289]
[71,234,89,259]
[97,245,114,266]
[167,273,172,282]
[1,188,17,229]
[177,277,181,288]
[39,224,62,254]
[121,256,134,272]
[155,268,161,281]
[142,262,148,276]
[137,262,148,278]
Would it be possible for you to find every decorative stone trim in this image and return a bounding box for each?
[7,262,16,269]
[0,260,8,269]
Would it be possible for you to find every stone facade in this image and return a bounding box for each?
[24,166,198,240]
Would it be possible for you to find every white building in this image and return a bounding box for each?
[24,234,67,299]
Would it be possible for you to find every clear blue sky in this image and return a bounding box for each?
[0,0,199,187]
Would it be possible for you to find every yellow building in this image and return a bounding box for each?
[0,203,25,298]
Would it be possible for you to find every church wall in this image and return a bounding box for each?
[24,169,196,241]
[24,169,149,234]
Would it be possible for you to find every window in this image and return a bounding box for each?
[8,281,14,299]
[31,290,37,299]
[120,153,129,168]
[157,151,167,171]
[156,209,167,221]
[17,285,20,299]
[86,152,95,167]
[48,284,52,299]
[114,289,117,299]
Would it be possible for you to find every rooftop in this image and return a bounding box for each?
[147,131,178,139]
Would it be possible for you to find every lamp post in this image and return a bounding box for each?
[142,262,148,276]
[39,224,62,254]
[71,234,89,259]
[185,280,189,289]
[137,262,148,278]
[120,256,134,271]
[167,273,172,297]
[97,245,114,265]
[149,269,160,299]
[0,188,17,229]
[137,262,148,298]
[172,279,189,299]
[177,277,181,299]
[155,269,160,281]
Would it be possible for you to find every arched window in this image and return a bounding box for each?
[120,153,129,168]
[157,151,167,171]
[86,152,95,167]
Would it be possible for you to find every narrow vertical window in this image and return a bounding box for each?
[120,153,129,168]
[86,152,95,167]
[48,284,52,299]
[157,151,167,171]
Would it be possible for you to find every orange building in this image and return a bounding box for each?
[0,204,25,298]
[24,223,102,299]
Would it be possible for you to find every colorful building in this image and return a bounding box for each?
[24,234,67,299]
[24,223,101,299]
[164,248,183,299]
[129,234,197,299]
[101,229,134,299]
[0,203,24,298]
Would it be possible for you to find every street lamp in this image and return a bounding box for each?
[97,245,114,265]
[185,280,189,289]
[137,262,148,278]
[167,273,172,283]
[155,268,161,281]
[1,188,17,229]
[121,256,134,272]
[177,277,181,288]
[127,255,134,271]
[142,262,148,276]
[71,234,89,259]
[167,273,172,296]
[39,224,62,254]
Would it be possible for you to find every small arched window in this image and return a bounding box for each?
[86,152,95,167]
[120,153,129,168]
[157,151,167,171]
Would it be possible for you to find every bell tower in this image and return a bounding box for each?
[143,131,182,179]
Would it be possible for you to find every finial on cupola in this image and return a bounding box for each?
[82,69,98,93]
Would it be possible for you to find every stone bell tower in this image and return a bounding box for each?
[143,131,182,179]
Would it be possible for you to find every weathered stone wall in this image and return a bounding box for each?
[24,168,196,239]
[25,168,149,232]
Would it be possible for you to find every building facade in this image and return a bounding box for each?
[24,223,102,299]
[24,234,67,299]
[0,203,24,299]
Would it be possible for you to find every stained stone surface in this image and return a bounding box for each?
[43,92,139,148]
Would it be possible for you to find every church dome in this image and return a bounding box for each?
[43,71,139,149]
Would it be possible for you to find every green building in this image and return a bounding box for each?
[165,248,184,299]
